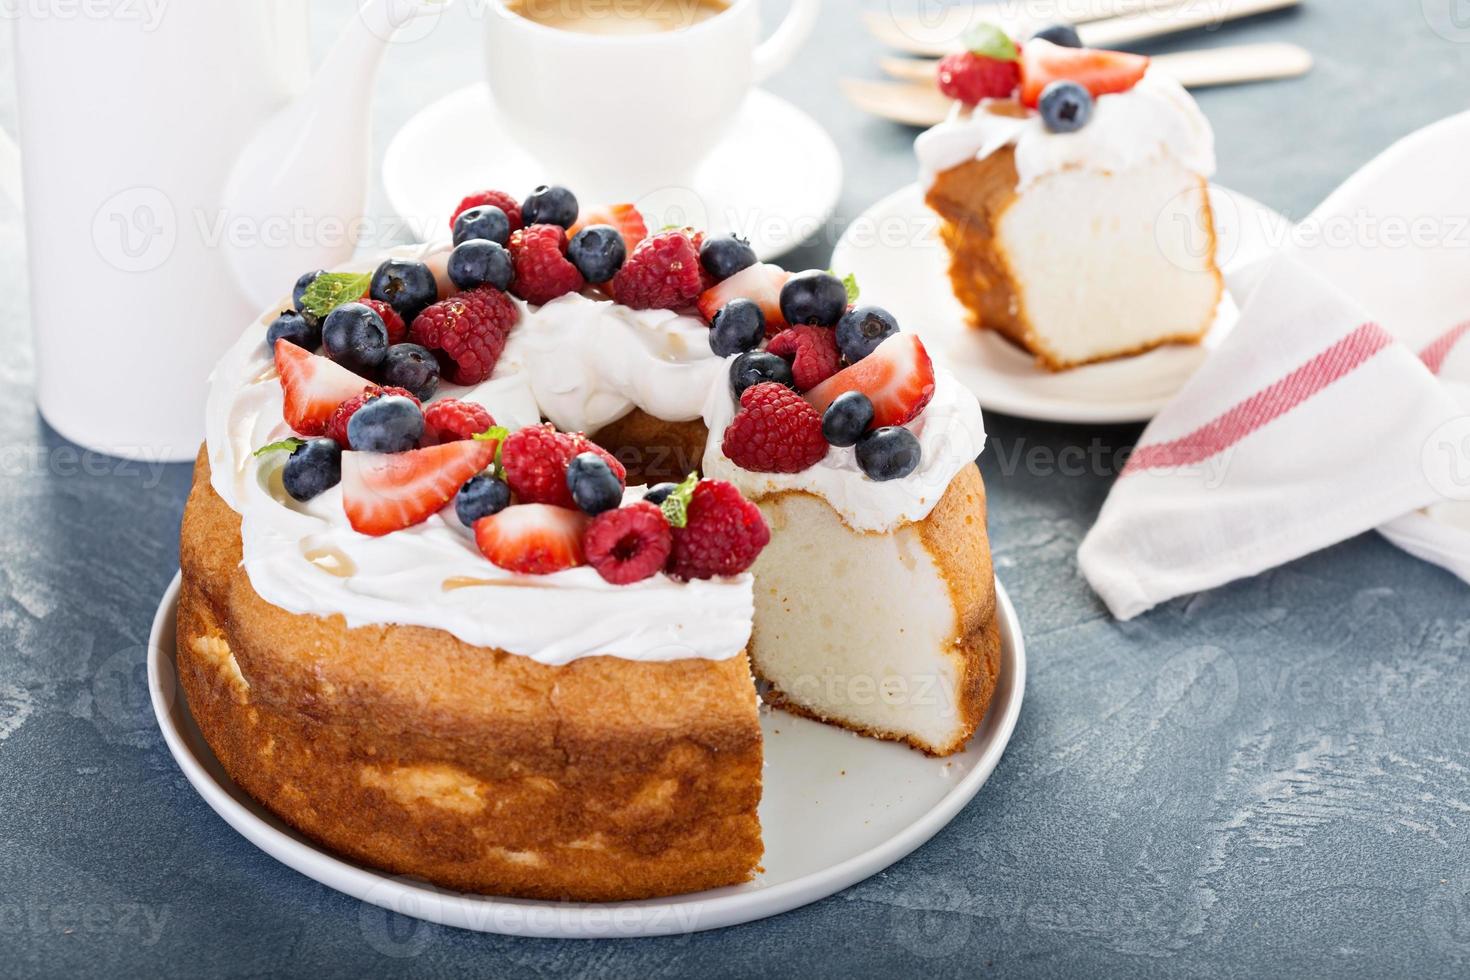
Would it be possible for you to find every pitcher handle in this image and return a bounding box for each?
[752,0,821,84]
[0,126,21,213]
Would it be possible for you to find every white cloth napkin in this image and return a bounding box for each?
[1078,111,1470,620]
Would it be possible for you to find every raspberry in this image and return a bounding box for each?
[937,51,1021,105]
[610,230,704,311]
[422,398,494,445]
[324,386,420,449]
[361,299,407,344]
[409,287,519,385]
[584,502,673,585]
[509,224,586,306]
[721,382,829,474]
[766,325,842,391]
[501,424,627,509]
[450,189,523,233]
[667,480,770,581]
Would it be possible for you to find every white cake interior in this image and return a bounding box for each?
[1000,156,1222,367]
[749,493,967,753]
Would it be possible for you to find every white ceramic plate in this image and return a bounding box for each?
[382,85,843,263]
[830,183,1291,424]
[149,573,1025,938]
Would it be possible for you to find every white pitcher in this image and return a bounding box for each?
[2,0,445,461]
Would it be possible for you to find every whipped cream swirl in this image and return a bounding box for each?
[206,244,988,662]
[702,364,987,532]
[915,62,1217,192]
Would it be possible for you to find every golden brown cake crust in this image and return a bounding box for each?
[925,147,1224,372]
[755,464,1002,757]
[177,449,763,901]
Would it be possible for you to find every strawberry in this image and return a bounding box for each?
[1019,40,1150,108]
[341,440,497,536]
[570,203,648,254]
[804,334,936,429]
[274,340,372,437]
[474,504,588,575]
[697,263,791,337]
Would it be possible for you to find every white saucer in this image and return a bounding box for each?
[148,572,1025,938]
[830,183,1291,424]
[382,85,844,262]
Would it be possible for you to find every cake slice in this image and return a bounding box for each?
[748,464,999,755]
[918,35,1224,370]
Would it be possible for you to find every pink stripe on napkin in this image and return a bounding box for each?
[1125,323,1395,474]
[1419,321,1470,375]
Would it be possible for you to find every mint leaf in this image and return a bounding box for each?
[473,425,510,476]
[839,271,861,305]
[659,472,700,529]
[963,23,1018,62]
[300,272,372,320]
[253,437,305,458]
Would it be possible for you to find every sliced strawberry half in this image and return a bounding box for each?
[474,504,589,575]
[570,203,648,254]
[697,263,791,336]
[804,334,936,429]
[342,440,497,536]
[1019,40,1150,108]
[274,340,372,437]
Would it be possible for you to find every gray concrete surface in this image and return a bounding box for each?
[2,1,1468,976]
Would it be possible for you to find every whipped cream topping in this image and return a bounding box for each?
[915,61,1217,192]
[702,365,987,533]
[205,243,989,662]
[206,247,748,666]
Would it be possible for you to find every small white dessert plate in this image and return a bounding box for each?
[382,85,843,263]
[148,572,1026,938]
[830,183,1292,424]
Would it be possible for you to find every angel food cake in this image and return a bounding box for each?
[917,25,1224,370]
[179,184,998,901]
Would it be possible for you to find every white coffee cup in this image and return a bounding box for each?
[483,0,820,204]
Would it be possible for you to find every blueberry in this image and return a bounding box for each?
[709,299,766,357]
[292,269,325,323]
[455,474,512,525]
[370,258,438,323]
[855,427,922,481]
[836,306,900,364]
[1039,80,1094,134]
[729,351,795,397]
[699,234,758,282]
[452,205,511,247]
[567,225,627,283]
[822,392,875,448]
[346,395,424,454]
[779,271,848,327]
[381,343,441,402]
[282,438,341,502]
[448,239,515,291]
[321,302,389,373]
[566,452,623,515]
[1032,23,1082,47]
[644,483,678,504]
[521,185,579,229]
[266,310,321,352]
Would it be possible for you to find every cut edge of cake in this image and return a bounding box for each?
[926,144,1224,372]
